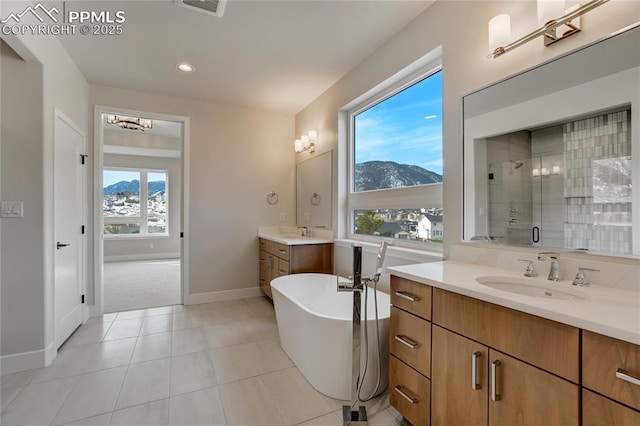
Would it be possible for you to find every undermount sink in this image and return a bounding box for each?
[475,276,588,300]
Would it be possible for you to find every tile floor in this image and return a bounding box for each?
[1,297,406,426]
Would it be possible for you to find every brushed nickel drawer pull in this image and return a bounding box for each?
[279,269,288,274]
[394,334,419,349]
[278,249,287,254]
[472,351,481,390]
[394,385,418,404]
[395,291,420,302]
[616,368,640,387]
[491,360,501,401]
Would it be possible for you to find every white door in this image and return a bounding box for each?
[54,113,84,348]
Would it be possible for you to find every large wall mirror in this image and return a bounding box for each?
[296,150,332,228]
[463,23,639,257]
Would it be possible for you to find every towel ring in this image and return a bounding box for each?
[267,191,279,205]
[310,193,321,205]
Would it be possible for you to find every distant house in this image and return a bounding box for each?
[418,214,444,240]
[375,220,417,239]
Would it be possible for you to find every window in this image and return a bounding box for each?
[348,68,443,249]
[103,168,168,237]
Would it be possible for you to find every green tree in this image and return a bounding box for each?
[355,210,385,235]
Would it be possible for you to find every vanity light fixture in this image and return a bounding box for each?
[106,114,153,131]
[295,130,317,153]
[488,0,609,58]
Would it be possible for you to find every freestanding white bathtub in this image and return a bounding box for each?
[271,273,390,401]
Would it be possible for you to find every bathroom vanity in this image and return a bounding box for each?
[258,235,333,299]
[387,261,640,426]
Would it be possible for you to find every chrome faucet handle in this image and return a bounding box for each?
[517,259,537,277]
[572,267,600,287]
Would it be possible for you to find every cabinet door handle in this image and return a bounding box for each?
[616,368,640,387]
[269,257,273,268]
[472,351,481,390]
[394,334,419,349]
[491,360,501,401]
[394,385,418,404]
[395,291,420,302]
[278,249,287,254]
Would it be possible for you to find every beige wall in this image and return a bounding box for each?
[1,41,45,357]
[295,0,640,257]
[1,8,89,370]
[90,85,295,299]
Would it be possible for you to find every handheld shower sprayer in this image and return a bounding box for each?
[373,240,390,282]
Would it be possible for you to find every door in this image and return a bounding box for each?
[489,349,579,425]
[54,113,84,348]
[431,325,488,426]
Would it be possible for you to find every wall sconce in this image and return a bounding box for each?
[488,0,609,58]
[295,130,317,153]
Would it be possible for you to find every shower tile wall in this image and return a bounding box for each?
[531,125,564,248]
[563,109,632,254]
[486,131,532,245]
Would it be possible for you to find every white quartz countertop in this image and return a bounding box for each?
[259,233,334,246]
[387,261,640,345]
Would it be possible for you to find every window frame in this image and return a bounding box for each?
[103,167,169,239]
[346,64,443,251]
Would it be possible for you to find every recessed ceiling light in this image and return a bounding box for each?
[177,63,194,73]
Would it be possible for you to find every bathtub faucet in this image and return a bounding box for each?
[338,244,364,293]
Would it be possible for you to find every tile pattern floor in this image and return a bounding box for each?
[1,298,406,426]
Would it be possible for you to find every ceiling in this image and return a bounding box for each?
[58,0,433,114]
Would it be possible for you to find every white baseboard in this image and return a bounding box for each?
[1,344,53,375]
[185,287,263,305]
[104,252,181,262]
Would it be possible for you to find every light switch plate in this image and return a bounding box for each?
[1,201,24,218]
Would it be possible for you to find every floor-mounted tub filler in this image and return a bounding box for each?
[272,241,391,425]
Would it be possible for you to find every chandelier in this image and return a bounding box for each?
[106,115,153,131]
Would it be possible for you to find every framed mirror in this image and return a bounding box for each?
[463,23,639,257]
[296,150,332,228]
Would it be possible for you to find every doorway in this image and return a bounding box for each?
[94,107,190,314]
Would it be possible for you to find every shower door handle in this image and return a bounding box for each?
[532,227,540,243]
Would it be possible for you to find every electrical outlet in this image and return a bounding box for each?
[303,212,310,222]
[279,212,286,222]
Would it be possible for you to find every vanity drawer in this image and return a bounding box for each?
[259,238,266,251]
[390,276,432,321]
[276,243,290,261]
[390,306,431,378]
[389,355,430,426]
[259,250,267,274]
[583,389,640,425]
[433,288,579,383]
[265,239,278,256]
[583,330,640,410]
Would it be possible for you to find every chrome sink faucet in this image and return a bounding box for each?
[538,252,560,281]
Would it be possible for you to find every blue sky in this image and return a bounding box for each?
[103,170,166,187]
[354,70,443,175]
[103,170,139,188]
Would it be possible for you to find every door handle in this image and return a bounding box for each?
[491,360,501,401]
[56,242,71,250]
[472,351,481,390]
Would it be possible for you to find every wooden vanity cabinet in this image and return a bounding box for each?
[431,288,580,426]
[389,276,432,426]
[258,238,333,299]
[582,330,640,423]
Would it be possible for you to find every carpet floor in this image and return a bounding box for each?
[104,259,181,313]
